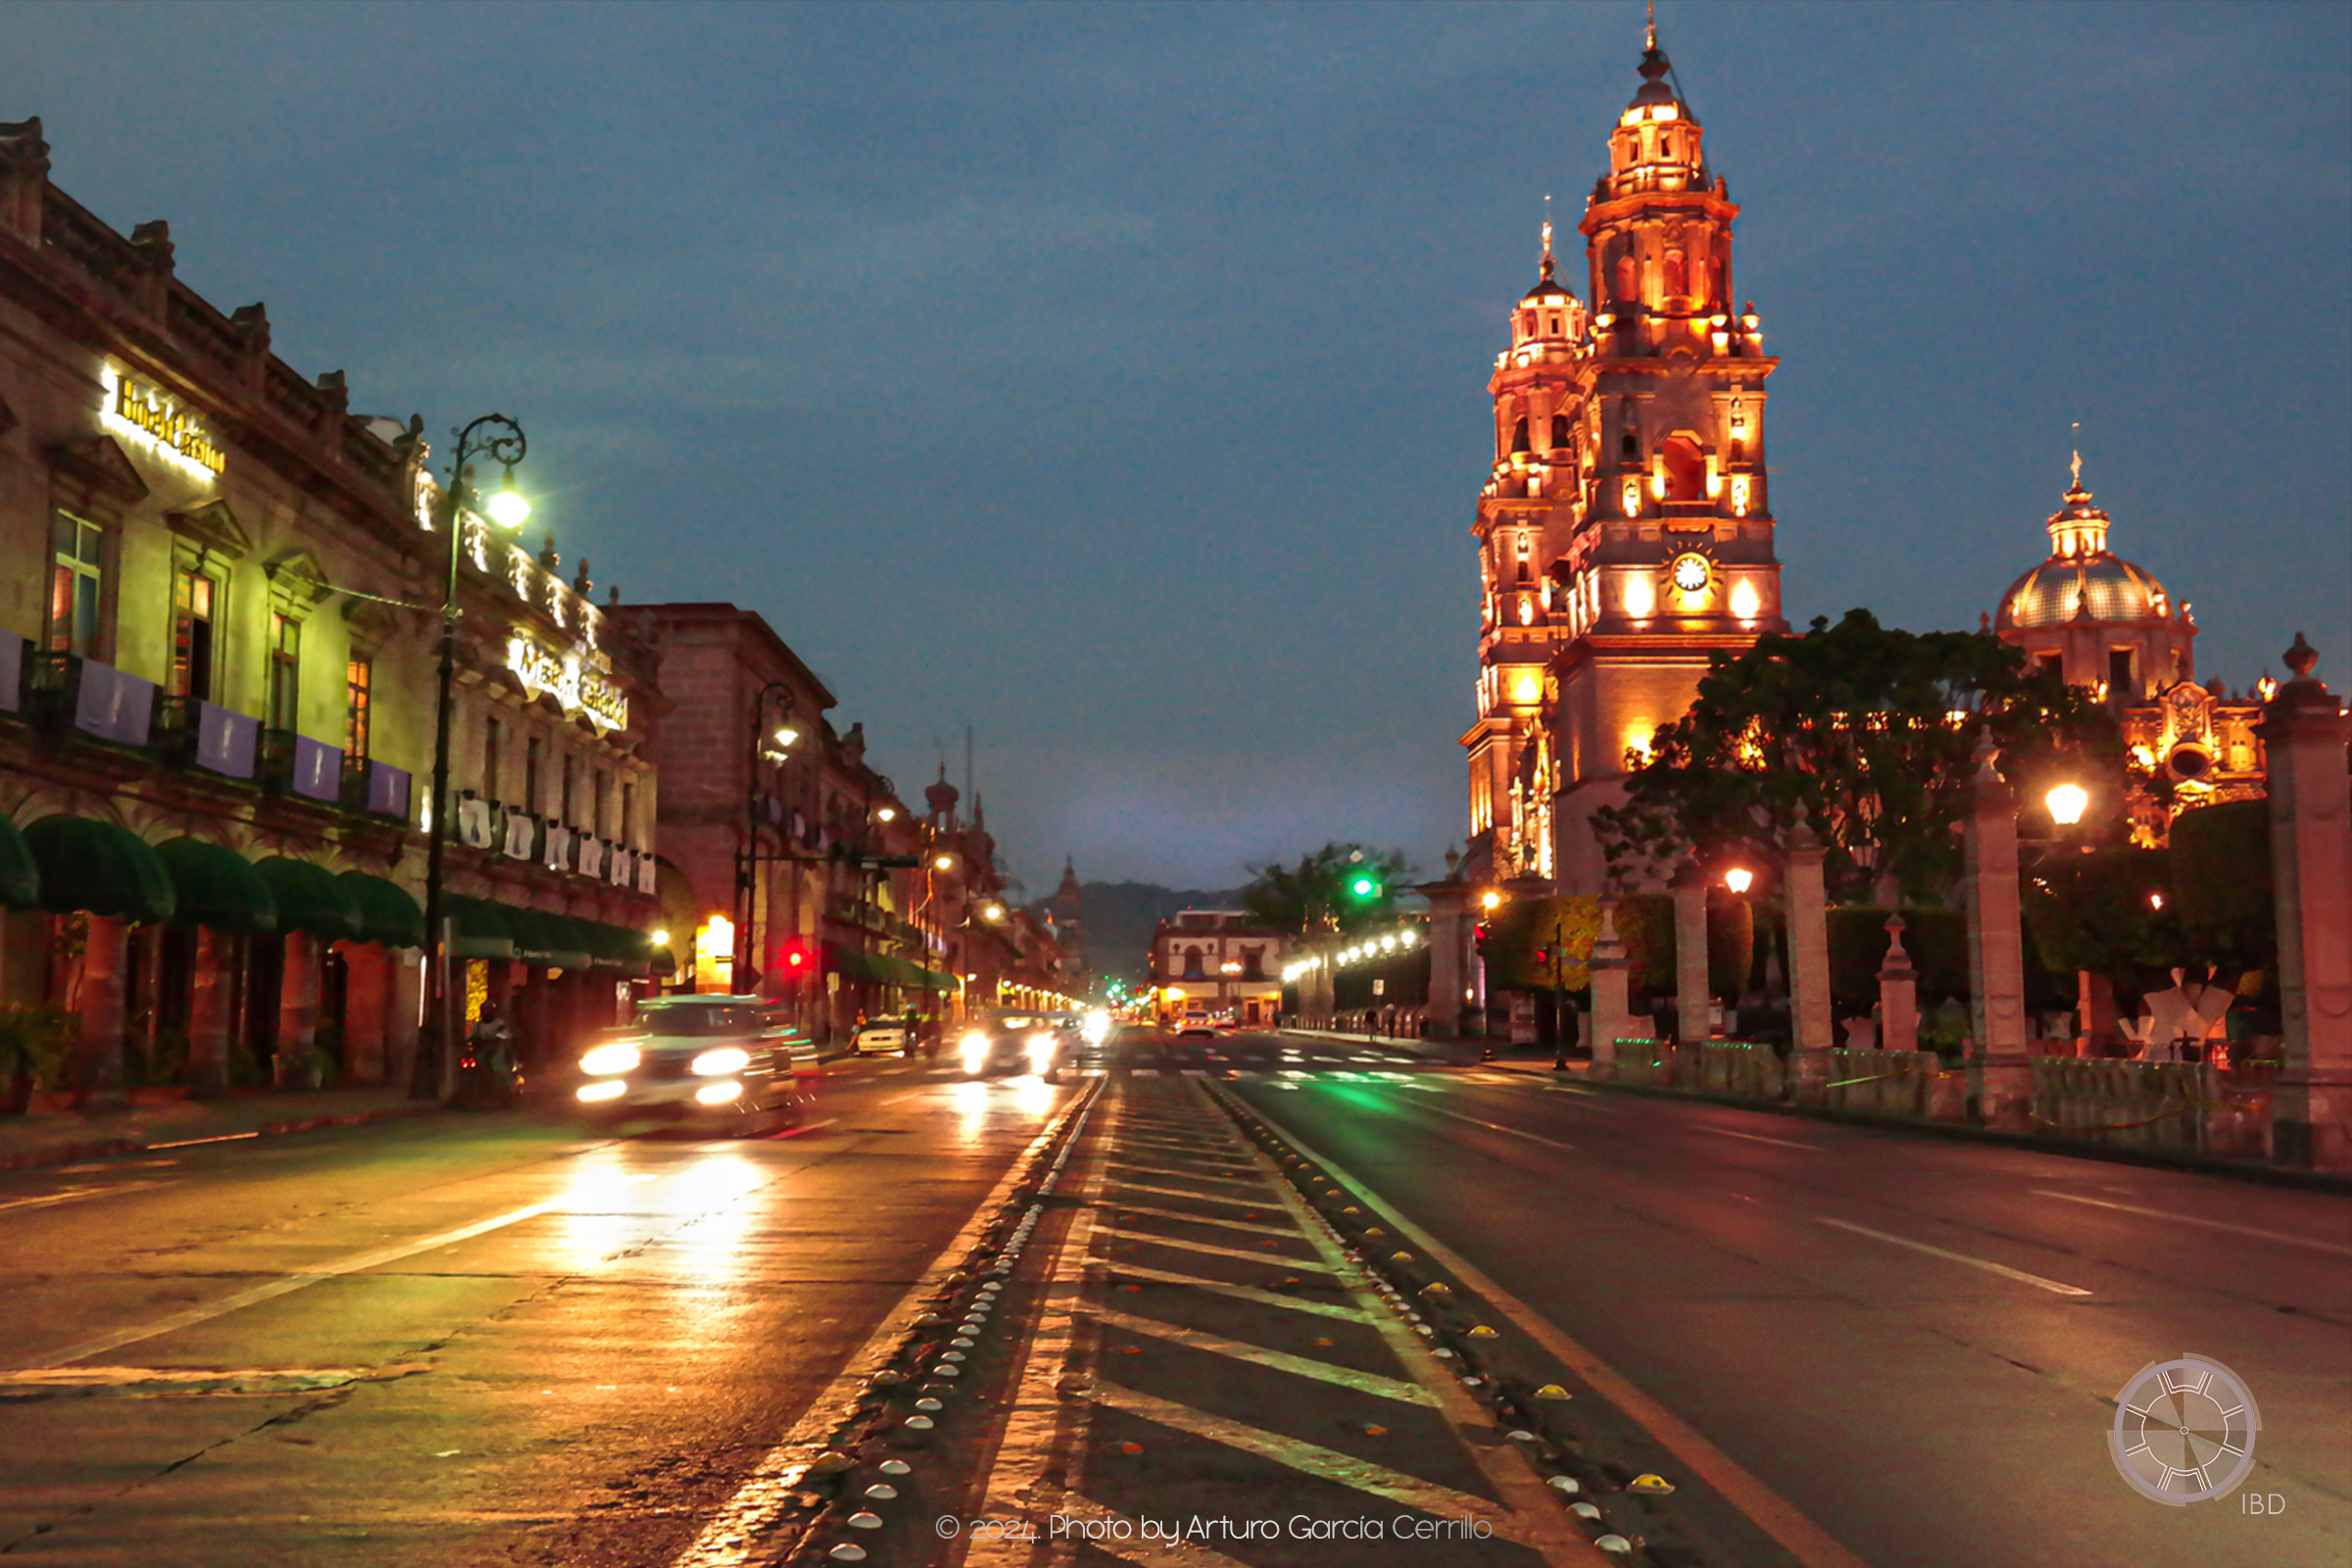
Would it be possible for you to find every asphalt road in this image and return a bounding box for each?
[7,1027,2342,1568]
[0,1053,1082,1567]
[1196,1029,2352,1568]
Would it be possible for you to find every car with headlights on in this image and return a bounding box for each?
[573,996,818,1132]
[956,1008,1071,1081]
[852,1020,910,1056]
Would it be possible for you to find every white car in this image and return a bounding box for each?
[573,997,818,1133]
[854,1021,909,1056]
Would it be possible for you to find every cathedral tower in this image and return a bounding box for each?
[1465,19,1788,893]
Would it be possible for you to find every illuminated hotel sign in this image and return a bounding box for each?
[509,635,627,732]
[100,366,225,479]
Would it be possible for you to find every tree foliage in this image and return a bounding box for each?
[1593,611,2124,905]
[1241,842,1415,936]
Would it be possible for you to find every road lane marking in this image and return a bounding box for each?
[2032,1190,2352,1257]
[1220,1084,1873,1568]
[1108,1228,1340,1273]
[0,1179,173,1212]
[1397,1102,1577,1153]
[1090,1380,1517,1536]
[765,1117,839,1140]
[1692,1124,1820,1151]
[1814,1217,2093,1297]
[1082,1305,1435,1404]
[146,1130,262,1150]
[675,1081,1106,1568]
[24,1176,661,1370]
[1095,1261,1371,1321]
[1108,1160,1265,1188]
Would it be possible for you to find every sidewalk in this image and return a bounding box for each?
[0,1085,442,1172]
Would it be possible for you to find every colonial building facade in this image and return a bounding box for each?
[1463,24,1787,896]
[1151,909,1284,1027]
[0,118,662,1102]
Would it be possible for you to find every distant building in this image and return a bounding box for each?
[1149,910,1284,1027]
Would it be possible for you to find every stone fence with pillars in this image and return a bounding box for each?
[1589,635,2346,1171]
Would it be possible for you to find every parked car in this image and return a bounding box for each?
[956,1008,1070,1081]
[853,1021,910,1056]
[573,996,818,1133]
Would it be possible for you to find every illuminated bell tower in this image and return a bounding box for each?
[1465,18,1788,894]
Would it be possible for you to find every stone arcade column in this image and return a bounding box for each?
[187,929,236,1097]
[1672,859,1710,1048]
[275,932,320,1087]
[1785,824,1834,1102]
[2259,636,2352,1171]
[388,952,422,1091]
[73,914,128,1110]
[340,943,389,1084]
[1962,740,2032,1129]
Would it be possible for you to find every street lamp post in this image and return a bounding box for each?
[740,680,798,1001]
[416,415,529,1102]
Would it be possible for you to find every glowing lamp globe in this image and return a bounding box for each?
[1724,867,1754,895]
[2045,784,2090,827]
[486,470,531,529]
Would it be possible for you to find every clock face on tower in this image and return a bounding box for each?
[1670,553,1711,594]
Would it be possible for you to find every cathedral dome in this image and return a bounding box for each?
[1992,461,2174,633]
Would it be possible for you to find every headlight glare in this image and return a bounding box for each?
[692,1047,752,1077]
[695,1081,744,1104]
[579,1043,640,1077]
[575,1080,626,1102]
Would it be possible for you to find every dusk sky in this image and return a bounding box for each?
[7,1,2345,897]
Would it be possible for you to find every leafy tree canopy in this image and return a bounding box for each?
[1241,842,1415,935]
[1593,611,2124,905]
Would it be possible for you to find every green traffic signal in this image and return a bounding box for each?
[1348,874,1380,901]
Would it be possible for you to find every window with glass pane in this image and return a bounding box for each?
[47,514,105,657]
[170,567,217,701]
[268,612,301,731]
[345,658,371,760]
[525,736,543,813]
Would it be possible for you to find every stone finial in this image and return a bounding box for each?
[572,557,593,596]
[606,584,620,606]
[1881,912,1913,972]
[538,533,560,572]
[129,219,173,268]
[2283,631,2319,684]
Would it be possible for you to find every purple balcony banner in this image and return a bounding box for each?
[74,660,157,747]
[367,762,412,821]
[194,702,260,778]
[290,735,341,803]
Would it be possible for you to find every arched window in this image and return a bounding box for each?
[1551,413,1573,450]
[1614,250,1637,304]
[1182,945,1204,980]
[1662,249,1687,298]
[1689,251,1709,305]
[1620,413,1642,461]
[1662,434,1705,502]
[1511,417,1531,454]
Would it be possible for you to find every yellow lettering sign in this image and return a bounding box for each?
[101,367,226,478]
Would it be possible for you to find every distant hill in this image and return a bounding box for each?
[1030,881,1249,987]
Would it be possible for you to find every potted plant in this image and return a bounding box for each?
[0,1004,76,1115]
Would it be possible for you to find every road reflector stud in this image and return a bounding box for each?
[829,1546,868,1562]
[1630,1474,1676,1494]
[1366,1227,1385,1236]
[1469,1325,1497,1337]
[809,1451,859,1474]
[1392,1251,1413,1262]
[1421,1283,1451,1297]
[1508,1430,1539,1442]
[864,1484,899,1500]
[1596,1537,1634,1554]
[1546,1475,1579,1494]
[1314,1338,1336,1347]
[879,1461,911,1476]
[847,1512,884,1530]
[1365,1425,1389,1436]
[1119,1346,1142,1355]
[1572,1501,1602,1520]
[905,1416,935,1430]
[915,1397,943,1411]
[1119,1442,1145,1453]
[1536,1384,1573,1401]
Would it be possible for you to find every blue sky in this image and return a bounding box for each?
[7,0,2345,894]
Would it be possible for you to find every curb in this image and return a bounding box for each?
[1503,1063,2352,1195]
[0,1098,446,1174]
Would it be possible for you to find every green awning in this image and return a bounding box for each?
[0,815,41,909]
[340,872,424,950]
[504,905,591,969]
[154,838,278,935]
[826,943,890,984]
[24,815,175,923]
[253,857,362,942]
[908,963,959,994]
[444,895,514,959]
[577,917,661,975]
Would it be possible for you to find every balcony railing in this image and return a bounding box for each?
[24,652,158,748]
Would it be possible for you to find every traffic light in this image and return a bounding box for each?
[1345,872,1383,903]
[1531,946,1551,968]
[1473,921,1492,955]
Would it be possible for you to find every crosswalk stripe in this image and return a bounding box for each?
[1110,1160,1266,1188]
[1091,1380,1510,1530]
[1111,1182,1285,1211]
[1083,1306,1433,1404]
[1094,1262,1371,1320]
[1101,1203,1300,1238]
[1108,1228,1340,1273]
